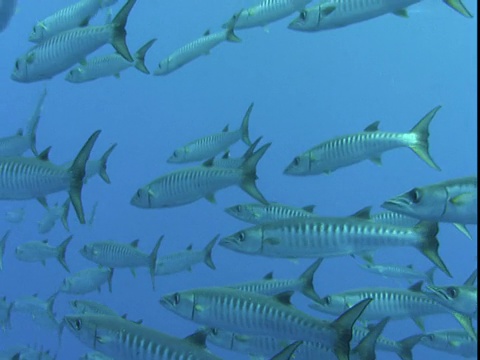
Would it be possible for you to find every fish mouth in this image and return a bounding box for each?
[381,196,410,210]
[218,237,238,248]
[425,285,450,301]
[158,296,173,309]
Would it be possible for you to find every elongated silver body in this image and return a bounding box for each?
[69,299,118,316]
[223,0,313,29]
[154,27,240,76]
[0,296,12,330]
[220,217,450,276]
[60,267,113,294]
[80,240,152,269]
[369,210,419,227]
[65,314,222,360]
[0,0,17,32]
[358,263,436,283]
[29,0,118,43]
[419,329,477,358]
[160,287,372,360]
[225,202,317,224]
[14,236,72,272]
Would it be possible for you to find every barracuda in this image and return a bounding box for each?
[65,314,222,360]
[0,130,101,224]
[288,0,472,32]
[69,299,118,316]
[220,216,451,277]
[29,0,118,42]
[284,106,441,175]
[213,136,263,169]
[419,329,477,358]
[160,287,372,360]
[131,143,271,208]
[225,201,317,224]
[358,263,436,284]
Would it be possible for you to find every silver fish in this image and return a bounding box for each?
[60,267,114,294]
[37,197,70,234]
[15,235,72,272]
[4,207,25,223]
[167,103,253,163]
[69,299,118,316]
[225,201,317,224]
[284,106,441,175]
[212,136,263,169]
[419,329,477,358]
[0,296,13,330]
[358,262,436,284]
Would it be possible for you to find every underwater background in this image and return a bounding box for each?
[0,0,477,358]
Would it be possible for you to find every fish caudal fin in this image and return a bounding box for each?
[443,0,473,18]
[149,236,163,290]
[240,142,271,205]
[69,130,101,224]
[414,221,451,277]
[409,106,441,171]
[134,39,156,74]
[352,317,389,360]
[98,143,117,184]
[60,198,71,232]
[111,0,137,62]
[331,298,373,360]
[56,235,73,272]
[240,102,253,146]
[395,334,424,360]
[203,235,218,270]
[25,88,47,156]
[299,258,323,303]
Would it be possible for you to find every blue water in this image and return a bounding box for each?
[0,0,477,359]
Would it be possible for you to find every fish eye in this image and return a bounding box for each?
[299,10,307,21]
[293,156,300,166]
[136,189,142,198]
[211,328,218,335]
[174,293,180,305]
[324,296,331,305]
[172,151,178,158]
[32,26,36,34]
[235,205,242,212]
[238,232,245,242]
[74,318,82,330]
[408,188,422,203]
[15,60,20,70]
[446,287,458,298]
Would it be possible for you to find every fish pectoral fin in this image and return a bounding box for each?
[452,312,477,341]
[247,9,256,16]
[321,4,336,17]
[359,252,375,264]
[41,260,46,266]
[114,73,121,79]
[392,8,409,18]
[452,223,472,240]
[79,59,88,66]
[450,192,476,205]
[411,316,425,331]
[262,26,270,33]
[205,193,216,204]
[264,238,280,245]
[448,340,461,347]
[194,304,206,312]
[96,335,113,344]
[130,268,137,277]
[369,155,382,166]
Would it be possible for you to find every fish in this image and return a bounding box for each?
[79,236,162,290]
[80,351,114,360]
[7,347,56,360]
[60,267,114,294]
[212,136,263,169]
[220,217,451,277]
[153,25,241,76]
[0,88,46,157]
[0,0,17,32]
[64,314,222,360]
[284,106,441,175]
[131,143,271,208]
[11,0,136,82]
[0,230,8,271]
[0,296,13,330]
[69,299,118,316]
[418,329,477,358]
[358,262,436,284]
[62,143,118,184]
[0,130,101,224]
[4,207,25,223]
[270,341,303,360]
[425,269,477,340]
[14,235,72,272]
[368,209,420,227]
[29,0,118,43]
[225,201,317,224]
[65,39,156,83]
[37,197,70,234]
[227,258,323,302]
[382,175,477,239]
[155,235,217,276]
[288,0,472,32]
[160,286,372,360]
[167,103,253,163]
[87,201,99,225]
[222,0,314,30]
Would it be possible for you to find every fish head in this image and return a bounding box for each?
[205,327,237,349]
[224,204,257,222]
[64,314,104,348]
[309,294,350,315]
[65,68,85,83]
[60,278,72,292]
[29,22,47,43]
[283,154,311,175]
[219,228,263,254]
[159,291,196,320]
[382,186,445,220]
[130,186,155,208]
[11,52,34,83]
[167,147,188,163]
[79,243,99,260]
[426,284,478,316]
[288,8,319,31]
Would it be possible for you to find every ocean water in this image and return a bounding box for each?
[0,0,477,359]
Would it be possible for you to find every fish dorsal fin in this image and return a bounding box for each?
[130,239,139,248]
[222,151,230,159]
[186,244,193,251]
[464,269,477,286]
[16,128,23,136]
[274,291,294,306]
[202,158,215,167]
[263,271,274,280]
[184,330,207,348]
[408,281,423,292]
[79,16,90,27]
[351,206,372,219]
[364,121,380,132]
[222,125,229,132]
[37,147,51,161]
[392,8,409,18]
[302,205,315,213]
[203,29,210,36]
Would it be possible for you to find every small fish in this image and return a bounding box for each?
[131,143,271,208]
[69,299,118,316]
[0,130,101,224]
[155,235,217,276]
[11,0,136,82]
[153,25,241,76]
[0,0,17,32]
[65,39,156,83]
[64,315,222,360]
[4,207,25,223]
[60,267,114,294]
[419,329,477,358]
[37,197,70,234]
[382,175,477,239]
[0,88,46,157]
[87,201,99,225]
[15,235,72,272]
[0,296,13,330]
[0,230,8,271]
[358,262,436,284]
[167,103,253,163]
[222,0,314,30]
[225,201,317,224]
[284,106,441,175]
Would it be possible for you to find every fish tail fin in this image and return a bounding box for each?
[111,0,136,62]
[240,142,271,204]
[241,136,263,160]
[68,130,101,224]
[107,268,114,292]
[98,143,117,184]
[414,221,451,277]
[299,258,323,303]
[203,235,218,270]
[149,236,163,291]
[134,38,156,74]
[57,319,65,346]
[424,266,436,284]
[60,198,71,232]
[351,317,389,360]
[25,88,47,156]
[408,106,441,171]
[330,298,373,360]
[395,334,424,360]
[46,292,59,315]
[57,235,73,272]
[6,301,13,330]
[239,102,253,146]
[443,0,473,18]
[0,230,10,271]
